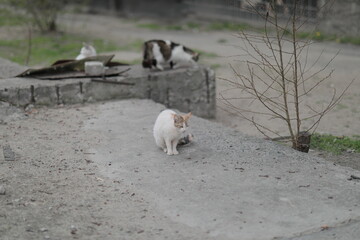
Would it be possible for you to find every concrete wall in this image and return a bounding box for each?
[0,65,216,118]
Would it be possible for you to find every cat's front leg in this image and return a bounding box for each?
[156,64,164,71]
[172,140,179,155]
[165,139,173,155]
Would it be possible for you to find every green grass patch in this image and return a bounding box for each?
[0,33,119,66]
[137,22,201,31]
[207,22,250,31]
[117,39,143,52]
[291,30,360,46]
[165,25,184,31]
[310,133,360,154]
[337,36,360,45]
[118,58,142,65]
[186,22,201,29]
[136,21,252,32]
[136,23,162,30]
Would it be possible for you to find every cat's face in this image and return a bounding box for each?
[142,59,157,68]
[173,112,192,133]
[80,43,96,56]
[183,46,200,62]
[192,52,200,62]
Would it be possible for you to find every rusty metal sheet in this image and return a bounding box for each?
[16,55,130,80]
[33,67,131,80]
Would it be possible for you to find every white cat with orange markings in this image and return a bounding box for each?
[153,110,192,155]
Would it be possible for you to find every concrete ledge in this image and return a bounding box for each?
[0,65,216,118]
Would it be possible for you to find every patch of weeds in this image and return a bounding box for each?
[136,23,162,30]
[338,36,360,45]
[0,32,119,66]
[186,22,201,30]
[294,30,360,46]
[136,20,255,32]
[137,21,201,31]
[310,133,360,154]
[207,22,250,31]
[92,39,119,52]
[0,8,29,27]
[118,58,142,65]
[166,25,183,31]
[117,39,144,51]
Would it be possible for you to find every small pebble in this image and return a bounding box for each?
[26,225,33,232]
[3,144,15,161]
[0,185,5,195]
[70,225,77,234]
[40,228,48,232]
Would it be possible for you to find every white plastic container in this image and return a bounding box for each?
[84,61,104,76]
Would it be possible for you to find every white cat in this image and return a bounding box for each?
[153,110,192,155]
[75,43,97,60]
[142,40,199,71]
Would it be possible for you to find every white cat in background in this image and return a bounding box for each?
[153,110,192,155]
[75,43,97,60]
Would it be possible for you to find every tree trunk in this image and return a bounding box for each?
[294,131,311,153]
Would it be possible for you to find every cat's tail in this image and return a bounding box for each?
[178,134,194,146]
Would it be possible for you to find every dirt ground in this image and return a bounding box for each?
[1,103,214,240]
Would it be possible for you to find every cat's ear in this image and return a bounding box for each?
[183,112,192,121]
[193,53,200,61]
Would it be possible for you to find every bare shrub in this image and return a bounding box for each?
[219,0,353,152]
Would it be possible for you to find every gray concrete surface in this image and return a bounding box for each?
[1,98,359,239]
[0,63,215,118]
[86,99,360,240]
